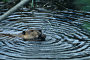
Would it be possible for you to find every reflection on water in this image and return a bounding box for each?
[0,8,90,60]
[74,0,90,11]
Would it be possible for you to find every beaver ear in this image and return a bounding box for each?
[22,31,26,35]
[39,30,42,32]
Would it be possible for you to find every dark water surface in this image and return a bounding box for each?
[0,8,90,60]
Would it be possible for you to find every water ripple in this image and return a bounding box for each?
[0,10,90,60]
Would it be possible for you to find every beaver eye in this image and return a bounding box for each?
[22,31,26,35]
[30,30,33,32]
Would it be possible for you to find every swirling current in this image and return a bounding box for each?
[0,8,90,60]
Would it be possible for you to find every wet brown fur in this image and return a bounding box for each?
[0,29,46,41]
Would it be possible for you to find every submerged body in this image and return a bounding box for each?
[0,29,46,41]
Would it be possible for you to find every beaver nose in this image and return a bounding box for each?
[41,34,46,41]
[38,34,42,38]
[38,34,46,41]
[41,34,46,38]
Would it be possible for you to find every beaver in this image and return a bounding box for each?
[0,29,46,41]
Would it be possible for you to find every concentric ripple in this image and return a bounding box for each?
[0,9,90,60]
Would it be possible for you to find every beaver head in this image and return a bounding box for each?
[18,29,46,41]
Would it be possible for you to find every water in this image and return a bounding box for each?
[0,8,90,60]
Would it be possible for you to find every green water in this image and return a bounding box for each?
[83,22,90,31]
[1,0,9,2]
[74,0,90,11]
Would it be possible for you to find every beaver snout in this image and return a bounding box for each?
[38,34,46,41]
[41,34,46,41]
